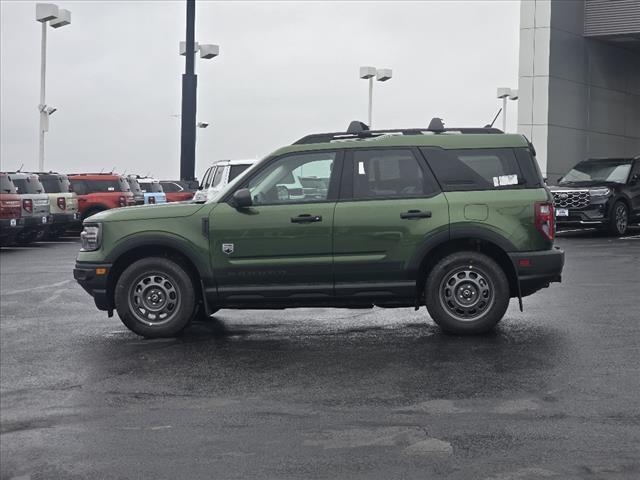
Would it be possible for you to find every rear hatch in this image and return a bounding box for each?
[39,174,78,215]
[9,174,51,219]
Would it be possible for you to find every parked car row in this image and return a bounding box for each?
[0,171,196,246]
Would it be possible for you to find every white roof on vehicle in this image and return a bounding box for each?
[213,159,257,166]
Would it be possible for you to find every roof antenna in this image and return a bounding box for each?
[111,166,115,174]
[486,108,502,128]
[17,163,24,172]
[99,168,104,173]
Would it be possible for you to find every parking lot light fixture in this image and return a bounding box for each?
[360,66,392,128]
[496,87,518,132]
[36,3,71,172]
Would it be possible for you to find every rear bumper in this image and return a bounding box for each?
[509,248,565,297]
[51,212,80,225]
[74,261,112,311]
[21,215,51,231]
[0,218,24,244]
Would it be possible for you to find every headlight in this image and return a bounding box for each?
[80,223,102,251]
[589,187,611,197]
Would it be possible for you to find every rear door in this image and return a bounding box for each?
[210,150,342,304]
[332,148,449,299]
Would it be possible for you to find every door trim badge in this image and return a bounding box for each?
[222,243,234,255]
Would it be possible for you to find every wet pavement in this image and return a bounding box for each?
[1,230,639,479]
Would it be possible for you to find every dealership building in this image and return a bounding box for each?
[517,0,640,182]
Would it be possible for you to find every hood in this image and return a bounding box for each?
[552,181,621,190]
[86,201,205,223]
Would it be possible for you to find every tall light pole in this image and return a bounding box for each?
[359,66,392,128]
[496,87,518,132]
[35,3,71,172]
[179,0,219,182]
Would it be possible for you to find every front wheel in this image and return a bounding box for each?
[608,201,628,236]
[115,257,196,337]
[425,251,510,335]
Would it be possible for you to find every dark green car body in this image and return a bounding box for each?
[75,130,564,335]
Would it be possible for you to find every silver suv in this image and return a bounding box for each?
[7,173,51,243]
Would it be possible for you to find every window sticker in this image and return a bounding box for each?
[358,161,365,175]
[493,174,518,187]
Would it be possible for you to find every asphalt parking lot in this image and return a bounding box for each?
[1,229,639,480]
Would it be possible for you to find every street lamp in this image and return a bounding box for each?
[178,0,220,182]
[496,87,518,132]
[359,66,392,128]
[35,3,71,172]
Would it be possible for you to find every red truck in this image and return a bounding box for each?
[68,174,135,222]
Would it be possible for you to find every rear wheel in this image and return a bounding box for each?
[425,251,510,335]
[608,201,628,236]
[115,257,196,337]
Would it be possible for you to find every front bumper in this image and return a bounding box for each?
[509,248,565,297]
[74,261,112,311]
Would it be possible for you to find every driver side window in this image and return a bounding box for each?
[247,152,336,205]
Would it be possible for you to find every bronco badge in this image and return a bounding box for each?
[222,243,234,255]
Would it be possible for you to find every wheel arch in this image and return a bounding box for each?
[412,232,519,301]
[104,234,211,310]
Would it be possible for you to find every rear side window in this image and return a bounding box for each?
[160,182,180,193]
[85,180,122,193]
[349,149,438,199]
[70,179,87,195]
[421,148,528,191]
[229,164,250,182]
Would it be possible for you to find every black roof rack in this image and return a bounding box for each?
[293,118,503,145]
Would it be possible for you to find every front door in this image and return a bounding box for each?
[629,159,640,219]
[210,150,342,304]
[332,148,449,299]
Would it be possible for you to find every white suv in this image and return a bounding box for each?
[193,159,256,202]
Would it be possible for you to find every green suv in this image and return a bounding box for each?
[74,120,564,337]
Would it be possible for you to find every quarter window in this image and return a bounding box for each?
[422,148,524,191]
[247,152,335,205]
[352,149,432,199]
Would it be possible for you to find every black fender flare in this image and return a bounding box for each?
[105,232,212,280]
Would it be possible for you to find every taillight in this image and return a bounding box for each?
[23,199,33,213]
[535,201,555,241]
[57,197,66,210]
[118,196,126,207]
[148,196,156,204]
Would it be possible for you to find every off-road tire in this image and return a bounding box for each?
[608,201,628,236]
[115,257,196,338]
[425,251,510,335]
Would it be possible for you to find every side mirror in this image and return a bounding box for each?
[232,188,252,208]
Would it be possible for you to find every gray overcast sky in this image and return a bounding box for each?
[1,0,520,180]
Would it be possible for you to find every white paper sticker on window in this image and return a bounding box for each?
[108,187,115,191]
[493,174,518,187]
[358,161,365,175]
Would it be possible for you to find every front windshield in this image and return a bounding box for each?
[560,161,632,184]
[207,159,263,203]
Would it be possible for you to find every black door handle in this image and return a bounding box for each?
[291,214,322,223]
[400,209,432,219]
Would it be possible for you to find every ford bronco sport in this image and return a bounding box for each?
[7,172,51,244]
[0,173,23,246]
[36,172,79,239]
[74,120,564,338]
[69,173,135,222]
